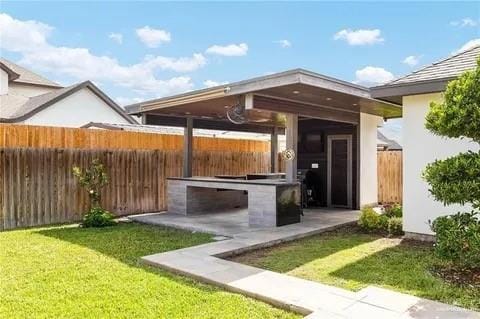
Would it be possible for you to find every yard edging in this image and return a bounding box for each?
[136,216,480,318]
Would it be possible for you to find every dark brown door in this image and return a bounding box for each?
[328,135,352,208]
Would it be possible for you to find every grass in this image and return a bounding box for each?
[0,222,299,319]
[231,226,480,311]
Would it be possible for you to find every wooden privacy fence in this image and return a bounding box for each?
[377,150,403,204]
[0,124,269,152]
[0,147,272,230]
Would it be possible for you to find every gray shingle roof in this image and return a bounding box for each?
[0,81,136,124]
[377,131,402,150]
[7,83,82,118]
[388,45,480,85]
[82,122,271,141]
[0,58,62,87]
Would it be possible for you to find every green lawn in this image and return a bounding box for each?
[0,222,298,319]
[231,227,480,311]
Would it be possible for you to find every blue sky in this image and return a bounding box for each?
[1,1,479,140]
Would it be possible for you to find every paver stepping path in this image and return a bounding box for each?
[132,211,480,319]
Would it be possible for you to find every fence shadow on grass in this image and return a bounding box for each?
[35,221,218,292]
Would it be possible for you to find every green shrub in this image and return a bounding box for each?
[73,159,116,228]
[423,151,480,210]
[358,207,387,232]
[387,217,403,236]
[82,207,116,228]
[384,203,403,218]
[378,214,389,231]
[359,206,403,236]
[358,207,378,231]
[430,211,480,268]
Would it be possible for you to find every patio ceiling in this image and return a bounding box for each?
[127,69,402,132]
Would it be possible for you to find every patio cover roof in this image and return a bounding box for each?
[127,69,402,133]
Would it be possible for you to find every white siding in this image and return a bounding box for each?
[403,93,479,235]
[9,83,57,97]
[0,69,8,95]
[25,87,130,127]
[360,112,382,207]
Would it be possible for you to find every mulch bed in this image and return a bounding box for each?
[430,265,480,288]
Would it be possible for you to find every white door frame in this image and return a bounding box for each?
[327,134,353,208]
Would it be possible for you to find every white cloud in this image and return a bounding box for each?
[453,39,480,54]
[206,43,248,56]
[402,55,421,67]
[334,29,384,46]
[0,13,52,52]
[115,96,146,106]
[136,26,171,48]
[354,66,394,86]
[108,32,123,44]
[275,40,291,48]
[0,13,203,97]
[450,18,478,27]
[142,53,206,72]
[203,80,228,88]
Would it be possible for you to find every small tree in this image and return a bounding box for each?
[73,159,115,227]
[423,58,480,268]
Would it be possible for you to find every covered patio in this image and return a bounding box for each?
[130,207,359,237]
[127,69,401,228]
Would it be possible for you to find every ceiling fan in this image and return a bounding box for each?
[226,99,248,124]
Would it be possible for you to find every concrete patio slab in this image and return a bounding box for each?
[131,209,480,319]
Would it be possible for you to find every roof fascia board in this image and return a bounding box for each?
[226,72,301,95]
[12,80,63,88]
[298,73,371,99]
[371,78,451,99]
[141,87,226,111]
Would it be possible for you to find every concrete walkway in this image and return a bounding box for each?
[131,210,479,319]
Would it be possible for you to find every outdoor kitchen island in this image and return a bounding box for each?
[167,177,301,227]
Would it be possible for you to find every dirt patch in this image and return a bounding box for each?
[430,265,480,288]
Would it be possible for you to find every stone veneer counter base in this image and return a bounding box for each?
[167,177,301,227]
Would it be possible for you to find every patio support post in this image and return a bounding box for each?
[285,114,298,182]
[270,126,278,173]
[183,117,193,177]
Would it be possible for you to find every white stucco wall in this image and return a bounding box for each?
[24,87,130,127]
[9,83,57,97]
[403,93,479,235]
[360,112,382,207]
[0,69,8,95]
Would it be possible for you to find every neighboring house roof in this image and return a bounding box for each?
[0,81,137,124]
[371,45,480,104]
[82,122,271,141]
[0,58,62,88]
[377,131,402,151]
[0,60,20,81]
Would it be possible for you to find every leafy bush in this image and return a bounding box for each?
[72,159,109,209]
[425,58,480,143]
[358,207,382,232]
[423,58,480,269]
[358,207,403,236]
[82,207,116,228]
[430,211,480,268]
[423,151,480,210]
[384,203,402,218]
[387,217,404,236]
[73,159,115,228]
